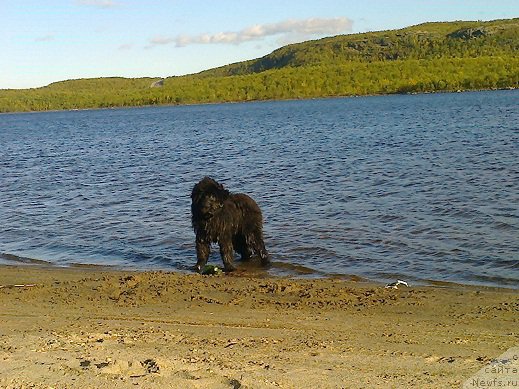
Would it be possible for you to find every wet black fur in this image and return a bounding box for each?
[191,177,269,272]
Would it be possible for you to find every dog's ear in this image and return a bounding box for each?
[212,186,229,203]
[192,177,229,202]
[191,183,204,204]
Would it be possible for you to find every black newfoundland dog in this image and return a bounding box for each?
[191,177,270,272]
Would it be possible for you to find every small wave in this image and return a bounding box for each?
[377,214,406,223]
[269,261,322,276]
[288,246,337,258]
[491,259,519,269]
[494,221,516,231]
[68,262,116,269]
[0,252,51,266]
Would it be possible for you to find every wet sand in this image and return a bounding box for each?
[0,265,517,388]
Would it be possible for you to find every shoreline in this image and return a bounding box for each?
[1,253,518,292]
[1,87,517,115]
[1,264,517,388]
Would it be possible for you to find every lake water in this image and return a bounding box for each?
[1,91,518,288]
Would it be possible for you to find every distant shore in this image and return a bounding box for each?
[3,17,519,113]
[0,264,517,388]
[1,86,517,115]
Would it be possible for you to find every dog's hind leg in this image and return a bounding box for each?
[234,234,252,261]
[251,232,270,266]
[258,243,270,267]
[219,241,237,272]
[195,239,210,273]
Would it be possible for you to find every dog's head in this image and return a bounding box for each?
[191,177,230,223]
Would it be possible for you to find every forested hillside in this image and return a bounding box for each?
[198,18,518,76]
[1,18,517,113]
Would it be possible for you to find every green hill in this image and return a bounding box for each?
[197,18,518,76]
[1,18,518,113]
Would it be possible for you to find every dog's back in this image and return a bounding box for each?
[228,193,264,231]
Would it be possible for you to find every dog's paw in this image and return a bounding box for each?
[223,263,237,273]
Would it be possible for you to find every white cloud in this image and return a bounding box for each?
[149,36,176,46]
[149,17,353,48]
[76,0,120,8]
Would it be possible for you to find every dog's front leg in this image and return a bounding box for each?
[219,241,236,272]
[195,239,210,273]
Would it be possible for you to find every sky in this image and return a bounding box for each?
[1,0,518,89]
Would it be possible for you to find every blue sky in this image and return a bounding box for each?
[1,0,518,89]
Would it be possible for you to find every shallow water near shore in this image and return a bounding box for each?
[1,91,518,288]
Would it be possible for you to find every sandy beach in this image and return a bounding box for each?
[0,265,517,388]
